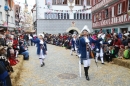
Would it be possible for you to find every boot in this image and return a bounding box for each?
[85,67,90,81]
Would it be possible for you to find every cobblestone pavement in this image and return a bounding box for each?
[16,44,130,86]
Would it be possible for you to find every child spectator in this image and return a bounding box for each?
[109,46,115,63]
[118,45,125,59]
[123,46,130,59]
[103,43,109,63]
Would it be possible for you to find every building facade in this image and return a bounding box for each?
[14,5,20,28]
[0,0,15,31]
[32,0,92,34]
[92,0,130,33]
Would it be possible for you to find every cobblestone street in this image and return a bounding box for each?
[17,44,130,86]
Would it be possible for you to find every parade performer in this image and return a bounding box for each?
[70,34,77,55]
[31,34,47,67]
[79,30,91,81]
[94,38,104,64]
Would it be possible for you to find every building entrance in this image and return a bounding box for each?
[120,28,128,33]
[69,30,78,34]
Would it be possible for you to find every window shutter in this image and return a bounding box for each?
[108,8,111,18]
[114,5,118,16]
[92,15,94,23]
[102,11,105,20]
[125,0,128,12]
[91,0,93,6]
[122,1,126,13]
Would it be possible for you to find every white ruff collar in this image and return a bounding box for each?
[84,37,90,43]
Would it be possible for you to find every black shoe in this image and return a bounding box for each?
[86,75,90,81]
[102,63,104,64]
[42,62,45,66]
[41,64,44,67]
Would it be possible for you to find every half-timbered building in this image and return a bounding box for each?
[92,0,130,33]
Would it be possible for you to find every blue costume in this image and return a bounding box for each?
[31,38,47,67]
[79,36,91,81]
[31,38,47,55]
[70,38,77,55]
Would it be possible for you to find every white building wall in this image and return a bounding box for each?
[37,0,91,19]
[0,0,15,29]
[32,7,36,22]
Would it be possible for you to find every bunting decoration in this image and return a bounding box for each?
[14,1,92,14]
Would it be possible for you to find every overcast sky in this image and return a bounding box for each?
[14,0,35,12]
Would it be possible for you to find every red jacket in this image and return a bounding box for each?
[113,39,122,47]
[13,39,18,49]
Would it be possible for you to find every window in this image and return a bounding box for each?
[77,13,79,19]
[52,0,56,5]
[61,13,63,19]
[105,9,108,19]
[75,0,80,5]
[45,12,69,19]
[89,13,91,19]
[87,0,91,6]
[112,7,114,17]
[106,29,111,33]
[99,12,101,20]
[93,0,96,5]
[63,0,67,4]
[94,15,96,22]
[128,0,130,10]
[67,13,69,19]
[74,13,76,19]
[83,14,85,19]
[64,13,67,19]
[118,3,122,15]
[57,0,63,5]
[80,13,82,19]
[86,14,88,19]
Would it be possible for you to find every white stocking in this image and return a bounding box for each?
[100,57,104,63]
[95,53,99,62]
[40,59,43,64]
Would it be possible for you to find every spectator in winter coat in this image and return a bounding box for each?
[0,35,5,46]
[0,61,12,86]
[122,35,128,46]
[19,42,29,60]
[113,35,122,57]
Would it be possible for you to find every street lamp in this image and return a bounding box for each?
[4,5,10,30]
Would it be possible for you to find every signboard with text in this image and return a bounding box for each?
[92,14,130,28]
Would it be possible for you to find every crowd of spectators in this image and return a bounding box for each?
[43,31,130,62]
[0,33,32,85]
